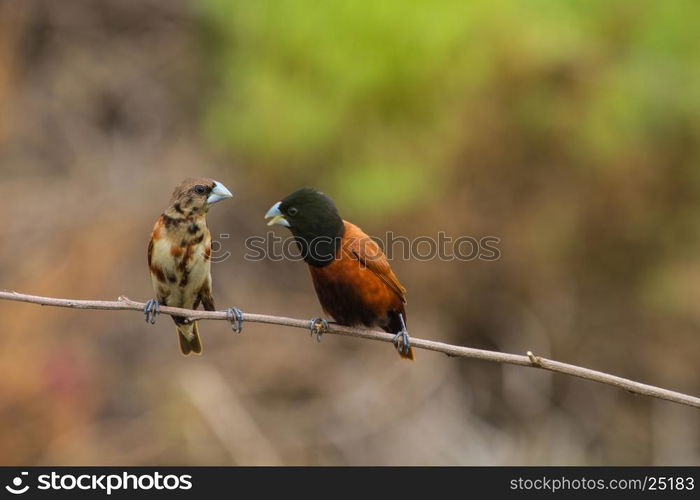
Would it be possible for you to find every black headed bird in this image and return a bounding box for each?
[265,187,413,359]
[145,177,233,355]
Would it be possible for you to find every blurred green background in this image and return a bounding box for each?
[0,0,698,465]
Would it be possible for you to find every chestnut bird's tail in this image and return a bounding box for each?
[399,346,415,361]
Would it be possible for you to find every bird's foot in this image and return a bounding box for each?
[392,330,412,356]
[144,299,160,324]
[226,307,244,333]
[309,317,329,343]
[392,313,411,356]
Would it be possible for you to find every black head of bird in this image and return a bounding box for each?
[265,187,345,266]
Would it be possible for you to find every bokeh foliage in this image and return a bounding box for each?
[200,0,700,217]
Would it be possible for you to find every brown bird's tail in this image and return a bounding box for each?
[399,346,415,361]
[176,320,203,355]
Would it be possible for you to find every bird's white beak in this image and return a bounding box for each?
[265,201,290,227]
[207,181,233,204]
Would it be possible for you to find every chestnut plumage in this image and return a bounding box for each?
[266,187,413,359]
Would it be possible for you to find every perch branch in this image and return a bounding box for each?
[1,290,698,409]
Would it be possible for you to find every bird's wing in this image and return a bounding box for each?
[148,216,171,302]
[198,274,215,311]
[342,221,407,303]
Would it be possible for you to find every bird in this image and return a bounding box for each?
[265,187,413,360]
[145,177,233,355]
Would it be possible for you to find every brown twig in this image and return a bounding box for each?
[1,290,698,409]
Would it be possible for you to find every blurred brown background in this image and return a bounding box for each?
[0,0,698,465]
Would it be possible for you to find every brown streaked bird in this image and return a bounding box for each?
[265,187,413,360]
[145,177,233,355]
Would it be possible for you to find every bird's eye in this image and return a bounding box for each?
[287,207,298,216]
[194,185,206,194]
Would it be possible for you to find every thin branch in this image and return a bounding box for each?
[1,290,698,409]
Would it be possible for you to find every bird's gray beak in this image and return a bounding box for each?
[265,201,290,227]
[207,181,233,204]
